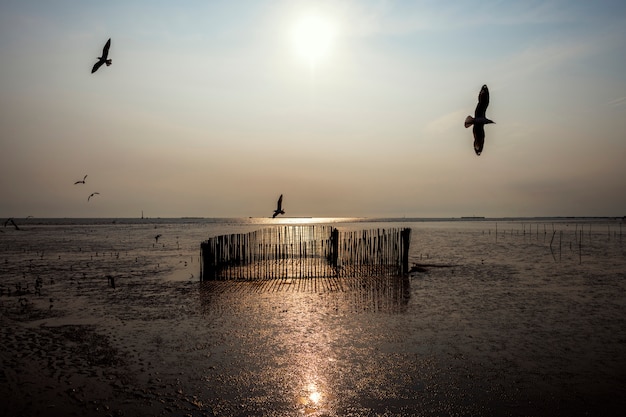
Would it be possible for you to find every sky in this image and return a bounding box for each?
[1,0,625,218]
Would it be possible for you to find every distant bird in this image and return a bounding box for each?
[74,175,87,185]
[91,38,112,74]
[464,85,495,155]
[154,234,162,243]
[3,218,20,230]
[272,194,285,218]
[88,192,100,201]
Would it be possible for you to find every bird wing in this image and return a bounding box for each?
[276,194,283,211]
[474,85,490,118]
[102,38,111,59]
[473,124,485,155]
[84,175,88,181]
[92,60,104,73]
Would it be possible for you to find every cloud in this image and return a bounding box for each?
[608,96,626,107]
[336,0,597,38]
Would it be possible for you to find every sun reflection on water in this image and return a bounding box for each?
[297,380,325,413]
[255,217,357,225]
[309,389,321,404]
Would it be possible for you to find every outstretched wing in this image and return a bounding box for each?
[92,59,104,73]
[276,194,283,211]
[474,85,490,118]
[101,38,111,59]
[473,124,485,155]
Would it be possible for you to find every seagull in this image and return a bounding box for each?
[464,85,495,156]
[272,194,285,218]
[91,38,112,74]
[88,192,100,201]
[74,175,87,185]
[3,218,20,230]
[154,234,162,243]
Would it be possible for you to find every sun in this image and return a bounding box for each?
[291,14,336,69]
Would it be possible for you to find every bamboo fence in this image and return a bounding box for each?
[200,226,411,280]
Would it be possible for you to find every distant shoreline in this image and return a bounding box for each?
[4,216,624,225]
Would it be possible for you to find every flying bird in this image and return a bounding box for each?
[272,194,285,218]
[74,175,87,185]
[91,38,112,74]
[88,192,100,201]
[4,218,20,230]
[464,85,495,155]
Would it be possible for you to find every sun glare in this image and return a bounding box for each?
[292,14,336,68]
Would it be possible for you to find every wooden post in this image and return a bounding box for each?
[330,228,339,268]
[200,240,218,281]
[401,228,411,274]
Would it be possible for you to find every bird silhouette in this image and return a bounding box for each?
[88,192,100,201]
[464,85,495,155]
[154,234,162,243]
[74,175,87,185]
[3,218,20,230]
[91,38,112,74]
[272,194,285,218]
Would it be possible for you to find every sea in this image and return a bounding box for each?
[1,217,625,416]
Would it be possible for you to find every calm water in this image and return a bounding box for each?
[1,217,625,416]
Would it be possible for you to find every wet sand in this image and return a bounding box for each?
[1,219,625,416]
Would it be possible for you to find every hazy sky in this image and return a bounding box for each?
[1,0,625,218]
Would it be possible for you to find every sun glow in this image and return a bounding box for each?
[291,14,336,68]
[309,390,322,404]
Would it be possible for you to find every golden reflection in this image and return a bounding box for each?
[297,380,325,412]
[198,271,408,414]
[309,390,321,404]
[259,217,356,225]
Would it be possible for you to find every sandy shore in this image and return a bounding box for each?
[2,220,626,416]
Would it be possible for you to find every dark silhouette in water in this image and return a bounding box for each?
[272,194,285,218]
[91,38,112,73]
[464,85,495,155]
[155,234,162,243]
[107,275,115,289]
[88,192,100,201]
[74,175,87,184]
[4,218,20,230]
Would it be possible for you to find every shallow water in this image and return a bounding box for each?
[1,218,625,416]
